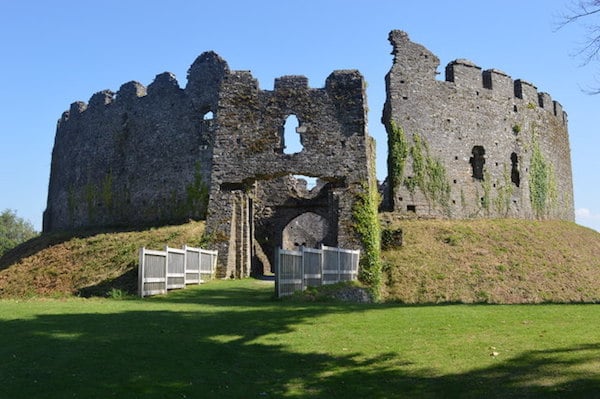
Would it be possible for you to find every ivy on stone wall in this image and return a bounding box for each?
[387,121,409,194]
[353,179,382,301]
[388,127,451,214]
[481,170,492,214]
[493,165,514,216]
[353,140,382,301]
[529,134,557,218]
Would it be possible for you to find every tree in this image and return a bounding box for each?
[0,209,38,257]
[558,1,600,93]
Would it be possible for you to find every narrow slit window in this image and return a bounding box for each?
[511,152,520,187]
[470,146,486,180]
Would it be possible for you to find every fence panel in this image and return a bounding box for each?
[166,246,186,290]
[139,245,218,297]
[139,248,168,297]
[275,246,360,297]
[184,245,201,284]
[302,247,322,288]
[326,245,360,282]
[322,245,341,285]
[199,249,218,282]
[276,248,303,297]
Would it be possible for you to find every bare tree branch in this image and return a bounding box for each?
[556,1,600,92]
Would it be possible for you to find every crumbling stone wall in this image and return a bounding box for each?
[44,52,375,279]
[383,30,575,221]
[45,30,576,281]
[44,52,229,231]
[206,72,375,278]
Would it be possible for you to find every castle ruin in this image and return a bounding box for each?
[44,52,375,278]
[383,31,574,220]
[44,30,575,277]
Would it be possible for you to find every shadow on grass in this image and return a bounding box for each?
[1,283,599,398]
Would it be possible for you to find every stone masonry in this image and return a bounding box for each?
[44,30,575,278]
[44,52,376,278]
[383,31,574,221]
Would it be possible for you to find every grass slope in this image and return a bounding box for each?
[0,221,205,297]
[1,218,599,303]
[381,216,600,303]
[0,279,599,398]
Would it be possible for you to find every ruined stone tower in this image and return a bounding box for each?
[383,30,574,221]
[206,70,375,278]
[44,52,376,278]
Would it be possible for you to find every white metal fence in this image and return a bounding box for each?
[138,245,218,297]
[275,245,360,297]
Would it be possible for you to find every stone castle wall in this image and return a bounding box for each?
[43,52,229,232]
[44,52,375,278]
[206,71,375,278]
[383,30,574,221]
[44,30,576,277]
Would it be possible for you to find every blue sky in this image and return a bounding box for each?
[0,0,598,232]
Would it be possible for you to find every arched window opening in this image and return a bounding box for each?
[511,152,520,187]
[470,145,486,180]
[282,212,329,250]
[282,114,303,154]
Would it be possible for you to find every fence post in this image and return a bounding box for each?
[300,246,305,292]
[182,245,188,285]
[138,247,145,297]
[319,244,324,286]
[275,247,280,298]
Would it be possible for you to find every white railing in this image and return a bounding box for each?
[275,245,360,297]
[138,245,217,297]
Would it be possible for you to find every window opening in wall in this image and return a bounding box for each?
[203,111,214,120]
[292,175,318,190]
[407,205,416,213]
[470,145,486,180]
[282,212,329,250]
[282,114,303,154]
[511,152,520,187]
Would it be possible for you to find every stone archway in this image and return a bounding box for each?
[282,212,330,250]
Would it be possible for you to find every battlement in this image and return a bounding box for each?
[116,81,147,101]
[390,30,567,123]
[384,29,574,223]
[274,75,309,89]
[445,60,566,121]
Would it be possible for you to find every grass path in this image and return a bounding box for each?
[1,279,599,398]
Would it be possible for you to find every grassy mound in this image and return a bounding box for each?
[380,215,600,303]
[0,221,205,298]
[1,217,599,303]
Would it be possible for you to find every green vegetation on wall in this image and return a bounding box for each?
[481,170,492,214]
[529,134,557,218]
[387,121,409,196]
[353,141,382,300]
[388,123,451,214]
[493,165,514,216]
[353,180,382,300]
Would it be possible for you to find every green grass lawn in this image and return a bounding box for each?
[1,279,599,399]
